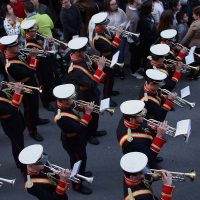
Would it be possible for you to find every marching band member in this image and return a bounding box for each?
[18,144,70,200]
[90,12,123,107]
[0,81,26,174]
[21,19,57,111]
[117,100,167,167]
[0,34,49,141]
[120,152,175,200]
[63,37,107,145]
[139,69,176,121]
[147,43,182,91]
[53,84,93,195]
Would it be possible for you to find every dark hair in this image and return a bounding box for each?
[104,0,113,12]
[169,0,180,10]
[139,0,153,17]
[1,3,9,18]
[157,10,174,34]
[193,5,200,16]
[176,11,186,24]
[23,1,35,13]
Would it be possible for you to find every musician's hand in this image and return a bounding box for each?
[14,82,24,94]
[115,27,124,37]
[175,61,183,72]
[84,101,95,115]
[47,37,54,44]
[29,47,39,58]
[156,121,168,138]
[160,170,173,186]
[168,92,177,101]
[97,56,106,70]
[59,169,71,183]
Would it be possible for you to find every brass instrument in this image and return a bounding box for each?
[148,169,196,182]
[1,81,43,94]
[0,177,16,187]
[36,32,68,48]
[171,42,200,59]
[160,88,195,109]
[75,99,115,116]
[107,26,140,38]
[143,118,176,137]
[44,161,94,184]
[19,48,57,58]
[164,58,200,72]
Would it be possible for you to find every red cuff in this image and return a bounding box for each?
[176,51,186,61]
[93,68,106,83]
[29,57,39,70]
[80,113,92,126]
[172,71,181,82]
[11,92,23,108]
[162,99,173,111]
[150,137,165,153]
[112,36,121,48]
[160,184,175,200]
[56,181,69,195]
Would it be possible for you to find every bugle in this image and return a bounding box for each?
[160,88,195,109]
[148,169,196,182]
[143,118,176,137]
[19,48,57,58]
[75,99,115,116]
[44,161,94,184]
[107,26,140,38]
[36,32,68,48]
[0,177,16,187]
[1,81,43,94]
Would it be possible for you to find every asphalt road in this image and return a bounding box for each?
[0,66,200,200]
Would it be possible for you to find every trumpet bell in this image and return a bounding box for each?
[106,108,115,116]
[186,170,196,181]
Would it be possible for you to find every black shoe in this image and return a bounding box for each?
[94,130,107,137]
[111,91,120,96]
[88,137,99,145]
[44,104,56,112]
[36,118,50,125]
[110,99,118,107]
[73,185,93,195]
[119,71,125,80]
[83,171,93,177]
[30,132,44,141]
[156,156,163,163]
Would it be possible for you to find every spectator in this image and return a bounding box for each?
[1,3,22,35]
[60,0,81,42]
[152,0,164,25]
[9,0,26,19]
[176,11,188,42]
[30,0,51,16]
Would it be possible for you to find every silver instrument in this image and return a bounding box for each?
[160,88,195,109]
[0,177,16,187]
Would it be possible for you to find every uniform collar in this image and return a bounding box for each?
[124,119,140,129]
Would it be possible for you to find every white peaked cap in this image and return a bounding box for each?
[53,84,75,99]
[146,69,167,81]
[120,152,148,173]
[0,35,18,45]
[160,29,177,39]
[150,44,170,56]
[91,12,108,24]
[120,100,145,115]
[68,37,88,50]
[21,19,36,30]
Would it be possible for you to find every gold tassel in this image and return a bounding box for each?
[144,92,148,102]
[127,128,133,142]
[27,175,33,188]
[57,109,61,120]
[128,188,135,200]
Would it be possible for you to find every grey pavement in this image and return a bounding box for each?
[0,67,200,200]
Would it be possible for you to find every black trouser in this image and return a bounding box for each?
[61,134,87,190]
[23,92,39,134]
[103,67,114,98]
[1,111,26,172]
[189,48,200,77]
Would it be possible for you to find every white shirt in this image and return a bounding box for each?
[152,1,164,24]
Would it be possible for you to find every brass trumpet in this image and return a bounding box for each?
[143,118,176,137]
[0,177,16,187]
[36,32,68,48]
[1,81,43,94]
[19,48,57,58]
[107,26,140,38]
[148,169,196,182]
[75,99,115,116]
[160,88,196,109]
[44,161,94,184]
